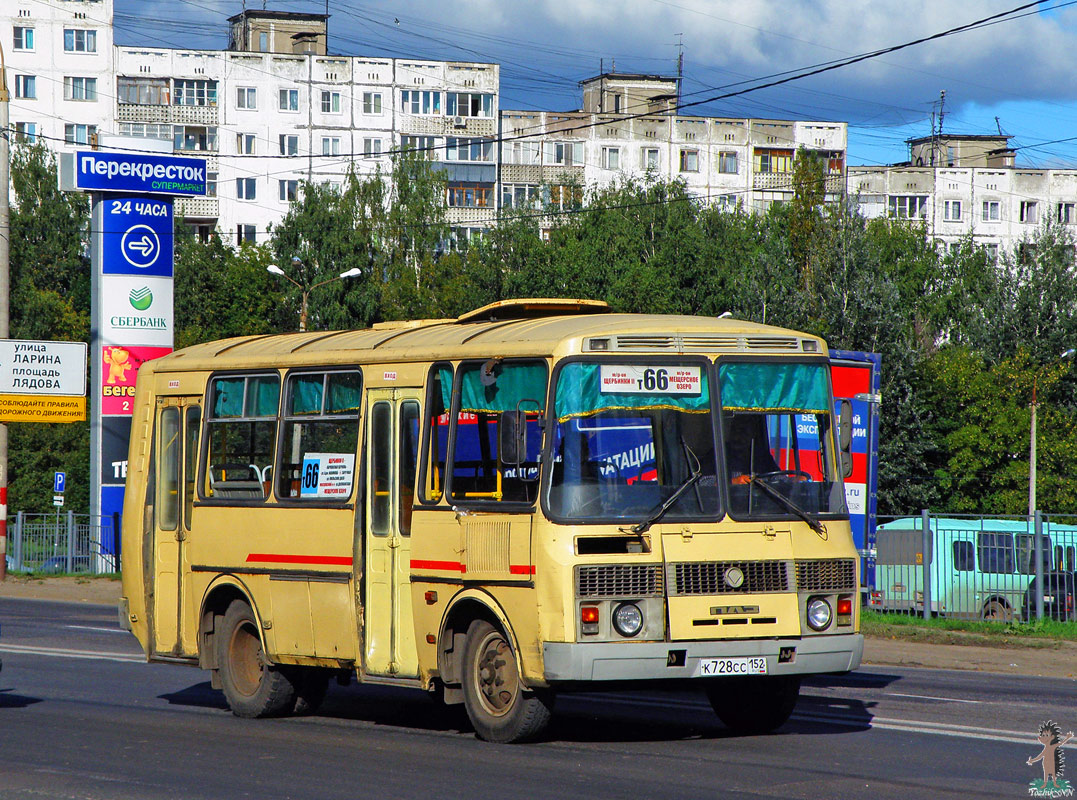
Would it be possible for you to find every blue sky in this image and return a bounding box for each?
[115,0,1077,167]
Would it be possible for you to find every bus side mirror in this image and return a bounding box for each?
[499,410,526,466]
[838,400,853,478]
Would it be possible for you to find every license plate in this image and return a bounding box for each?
[697,656,768,677]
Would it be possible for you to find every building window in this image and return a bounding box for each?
[446,92,493,118]
[501,183,540,209]
[982,200,1001,222]
[716,194,739,212]
[64,76,98,101]
[679,149,699,173]
[718,151,738,174]
[401,90,441,115]
[237,133,255,154]
[602,146,620,170]
[64,124,97,145]
[119,122,172,140]
[754,149,793,174]
[641,147,659,170]
[401,135,437,158]
[362,138,382,157]
[1020,200,1038,224]
[118,77,169,105]
[174,79,217,107]
[236,178,257,200]
[63,29,97,53]
[206,172,218,198]
[13,27,34,51]
[547,184,583,211]
[279,135,299,156]
[322,137,340,156]
[943,200,962,221]
[447,183,493,208]
[237,224,257,244]
[320,90,341,113]
[14,122,37,143]
[279,88,299,111]
[446,137,493,162]
[174,125,217,152]
[14,75,36,99]
[279,180,299,202]
[544,141,583,166]
[258,32,268,52]
[506,141,540,165]
[236,87,257,110]
[1058,202,1076,224]
[985,243,999,261]
[888,195,928,219]
[363,92,382,114]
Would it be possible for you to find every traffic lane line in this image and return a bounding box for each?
[0,643,144,663]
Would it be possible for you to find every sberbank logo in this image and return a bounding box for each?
[129,287,153,311]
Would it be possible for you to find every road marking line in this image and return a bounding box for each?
[64,625,128,634]
[0,643,143,663]
[886,692,981,704]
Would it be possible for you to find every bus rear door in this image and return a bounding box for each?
[364,389,422,678]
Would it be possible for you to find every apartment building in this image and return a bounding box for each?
[500,74,847,224]
[848,134,1077,258]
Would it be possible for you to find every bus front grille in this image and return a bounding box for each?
[795,559,856,592]
[576,564,664,598]
[668,560,792,595]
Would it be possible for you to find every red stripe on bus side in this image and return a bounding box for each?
[510,565,536,575]
[246,553,353,566]
[410,559,467,573]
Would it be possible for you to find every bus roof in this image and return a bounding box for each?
[879,517,1077,534]
[145,300,828,373]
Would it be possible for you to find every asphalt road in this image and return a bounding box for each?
[0,597,1074,800]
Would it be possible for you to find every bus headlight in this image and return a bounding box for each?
[806,597,832,631]
[612,603,644,637]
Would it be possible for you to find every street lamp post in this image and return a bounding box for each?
[1029,348,1076,516]
[267,258,362,332]
[0,40,10,581]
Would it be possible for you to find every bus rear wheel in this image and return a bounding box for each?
[217,600,297,718]
[460,619,553,743]
[981,600,1013,621]
[706,675,800,735]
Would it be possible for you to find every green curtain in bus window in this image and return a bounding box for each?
[718,362,829,413]
[291,374,324,415]
[459,362,546,413]
[326,372,362,414]
[436,366,453,415]
[554,362,710,422]
[213,378,245,418]
[246,375,280,417]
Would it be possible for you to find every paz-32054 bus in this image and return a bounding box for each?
[120,299,861,742]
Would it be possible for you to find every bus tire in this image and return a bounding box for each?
[217,600,297,718]
[981,600,1012,621]
[291,667,330,716]
[460,619,553,743]
[706,675,800,735]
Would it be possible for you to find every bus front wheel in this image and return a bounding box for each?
[217,600,297,718]
[460,619,553,743]
[706,675,800,735]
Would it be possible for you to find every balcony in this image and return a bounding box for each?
[117,103,219,126]
[175,196,219,219]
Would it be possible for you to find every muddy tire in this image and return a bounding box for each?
[216,600,296,718]
[460,619,553,743]
[981,600,1013,621]
[706,675,800,735]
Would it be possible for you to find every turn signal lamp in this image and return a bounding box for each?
[837,594,853,626]
[581,605,600,635]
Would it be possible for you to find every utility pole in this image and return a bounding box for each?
[0,42,10,581]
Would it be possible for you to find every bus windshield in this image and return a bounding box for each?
[547,361,720,523]
[719,361,846,521]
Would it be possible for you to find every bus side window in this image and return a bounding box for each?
[977,532,1014,574]
[1067,546,1076,573]
[952,540,974,572]
[204,374,280,501]
[420,364,452,504]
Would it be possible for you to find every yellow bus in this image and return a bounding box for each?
[120,298,862,743]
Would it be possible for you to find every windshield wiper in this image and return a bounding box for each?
[749,475,828,539]
[625,446,702,535]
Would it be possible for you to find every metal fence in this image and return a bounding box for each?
[869,511,1077,623]
[7,511,120,575]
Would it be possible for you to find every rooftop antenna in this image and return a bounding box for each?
[938,89,946,136]
[674,33,684,110]
[995,116,1004,136]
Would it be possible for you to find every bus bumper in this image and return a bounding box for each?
[542,633,863,682]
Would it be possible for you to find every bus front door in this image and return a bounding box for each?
[151,397,201,656]
[363,389,422,678]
